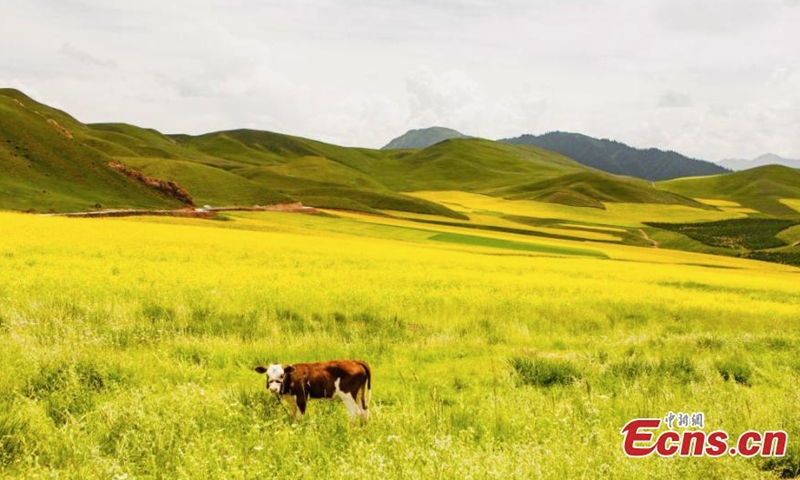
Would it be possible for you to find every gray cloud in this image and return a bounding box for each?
[58,43,117,68]
[658,91,693,108]
[653,0,776,34]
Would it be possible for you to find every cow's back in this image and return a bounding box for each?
[292,360,370,400]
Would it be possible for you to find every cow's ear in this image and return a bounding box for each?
[284,365,295,375]
[254,366,268,374]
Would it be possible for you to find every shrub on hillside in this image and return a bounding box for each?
[646,218,796,251]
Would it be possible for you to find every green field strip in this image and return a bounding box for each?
[399,216,622,244]
[428,232,608,258]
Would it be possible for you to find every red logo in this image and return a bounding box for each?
[621,414,787,458]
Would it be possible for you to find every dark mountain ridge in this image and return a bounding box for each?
[500,131,728,181]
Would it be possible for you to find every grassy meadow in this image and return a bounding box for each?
[2,208,800,479]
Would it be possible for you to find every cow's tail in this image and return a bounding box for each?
[358,361,371,410]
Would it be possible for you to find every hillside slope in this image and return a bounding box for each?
[659,165,800,218]
[0,90,186,212]
[501,131,728,181]
[494,171,712,209]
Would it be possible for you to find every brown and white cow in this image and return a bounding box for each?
[254,360,371,422]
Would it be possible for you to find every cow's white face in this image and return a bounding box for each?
[265,364,285,394]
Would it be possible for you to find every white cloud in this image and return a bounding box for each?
[405,68,480,128]
[658,90,693,108]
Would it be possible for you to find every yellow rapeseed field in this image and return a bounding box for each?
[1,210,798,479]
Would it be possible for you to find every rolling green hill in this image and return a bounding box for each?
[0,88,727,218]
[0,88,88,134]
[172,129,392,170]
[86,123,196,160]
[494,171,713,209]
[388,138,583,191]
[659,165,800,218]
[122,130,702,215]
[0,90,185,212]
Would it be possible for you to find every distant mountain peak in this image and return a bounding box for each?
[753,153,799,165]
[381,126,468,150]
[716,153,800,171]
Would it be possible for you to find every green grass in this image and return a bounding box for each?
[264,155,386,189]
[715,357,753,386]
[429,232,608,257]
[509,355,583,387]
[777,224,800,245]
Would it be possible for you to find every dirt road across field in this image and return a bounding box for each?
[638,228,659,248]
[41,203,318,219]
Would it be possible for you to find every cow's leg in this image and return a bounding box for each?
[282,395,299,420]
[338,392,360,421]
[333,379,360,422]
[358,388,369,423]
[294,394,307,420]
[357,388,369,422]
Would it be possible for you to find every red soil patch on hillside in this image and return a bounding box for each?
[108,161,195,206]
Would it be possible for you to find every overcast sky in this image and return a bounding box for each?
[2,0,799,161]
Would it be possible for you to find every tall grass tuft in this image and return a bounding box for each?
[0,407,28,468]
[609,357,652,380]
[508,356,582,387]
[656,356,698,382]
[715,357,753,386]
[760,447,800,478]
